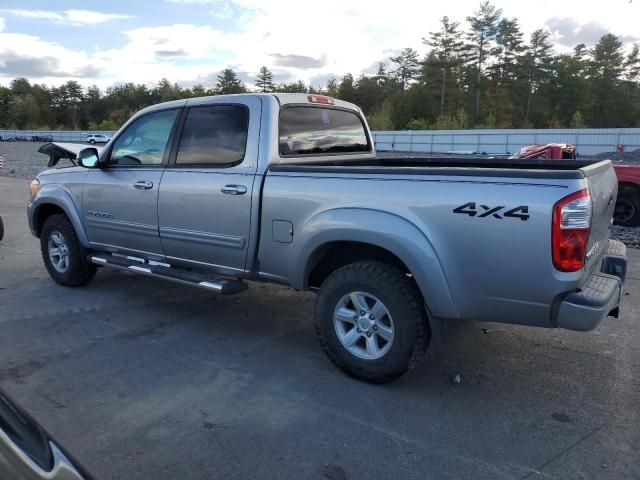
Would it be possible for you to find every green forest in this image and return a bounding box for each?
[1,2,639,132]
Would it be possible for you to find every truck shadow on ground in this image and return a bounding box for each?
[82,268,621,412]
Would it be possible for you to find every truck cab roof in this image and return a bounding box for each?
[134,93,361,117]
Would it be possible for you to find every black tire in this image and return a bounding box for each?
[40,214,96,287]
[89,139,96,145]
[0,215,4,241]
[314,261,430,384]
[614,191,640,227]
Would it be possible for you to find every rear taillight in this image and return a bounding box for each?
[552,189,592,272]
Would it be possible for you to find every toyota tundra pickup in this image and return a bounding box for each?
[28,93,627,383]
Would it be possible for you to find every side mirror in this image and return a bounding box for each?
[78,148,99,168]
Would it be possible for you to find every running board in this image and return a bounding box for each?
[89,253,248,295]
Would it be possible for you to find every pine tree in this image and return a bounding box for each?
[337,74,356,102]
[191,84,208,97]
[276,80,307,93]
[215,69,245,94]
[570,111,586,128]
[325,77,339,97]
[573,44,588,60]
[375,62,388,88]
[390,48,420,90]
[624,44,640,82]
[539,54,590,127]
[424,16,465,113]
[465,1,502,123]
[493,18,524,83]
[623,43,640,100]
[255,66,275,92]
[523,29,554,124]
[589,34,625,126]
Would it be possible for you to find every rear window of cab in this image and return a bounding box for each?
[279,106,370,156]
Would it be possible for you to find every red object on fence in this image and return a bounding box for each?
[617,144,625,153]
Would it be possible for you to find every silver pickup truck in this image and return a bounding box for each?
[28,93,627,383]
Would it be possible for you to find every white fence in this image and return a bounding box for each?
[371,128,640,156]
[2,128,640,156]
[0,130,115,142]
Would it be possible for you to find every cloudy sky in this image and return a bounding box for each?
[0,0,638,90]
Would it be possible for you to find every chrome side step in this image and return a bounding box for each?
[89,253,248,295]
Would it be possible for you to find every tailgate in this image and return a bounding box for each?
[582,160,618,274]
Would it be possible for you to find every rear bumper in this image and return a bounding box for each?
[556,239,627,331]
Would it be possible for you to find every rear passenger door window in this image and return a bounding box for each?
[176,105,249,166]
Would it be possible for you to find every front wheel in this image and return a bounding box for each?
[40,214,96,286]
[314,261,430,383]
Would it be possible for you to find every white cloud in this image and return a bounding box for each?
[0,9,133,26]
[0,17,5,32]
[1,0,640,90]
[0,32,102,80]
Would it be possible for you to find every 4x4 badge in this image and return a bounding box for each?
[453,202,529,221]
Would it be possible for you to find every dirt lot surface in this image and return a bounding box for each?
[1,171,639,479]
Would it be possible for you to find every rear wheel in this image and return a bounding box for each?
[40,214,96,286]
[0,215,4,241]
[314,261,430,384]
[614,191,640,227]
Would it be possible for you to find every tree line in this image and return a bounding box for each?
[1,1,639,132]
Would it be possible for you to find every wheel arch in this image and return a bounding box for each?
[31,187,89,247]
[307,241,410,288]
[296,208,458,320]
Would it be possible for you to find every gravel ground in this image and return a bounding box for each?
[588,148,640,163]
[2,141,639,248]
[0,141,57,179]
[612,226,640,249]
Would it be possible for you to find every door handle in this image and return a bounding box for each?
[221,185,247,195]
[134,180,153,190]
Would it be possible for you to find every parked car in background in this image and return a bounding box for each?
[511,144,640,227]
[84,134,111,145]
[612,165,640,227]
[28,94,626,383]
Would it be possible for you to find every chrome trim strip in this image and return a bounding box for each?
[199,281,223,291]
[165,255,245,274]
[159,227,245,249]
[84,218,158,237]
[148,260,171,268]
[129,265,151,273]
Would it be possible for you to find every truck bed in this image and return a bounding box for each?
[262,153,618,327]
[271,155,611,180]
